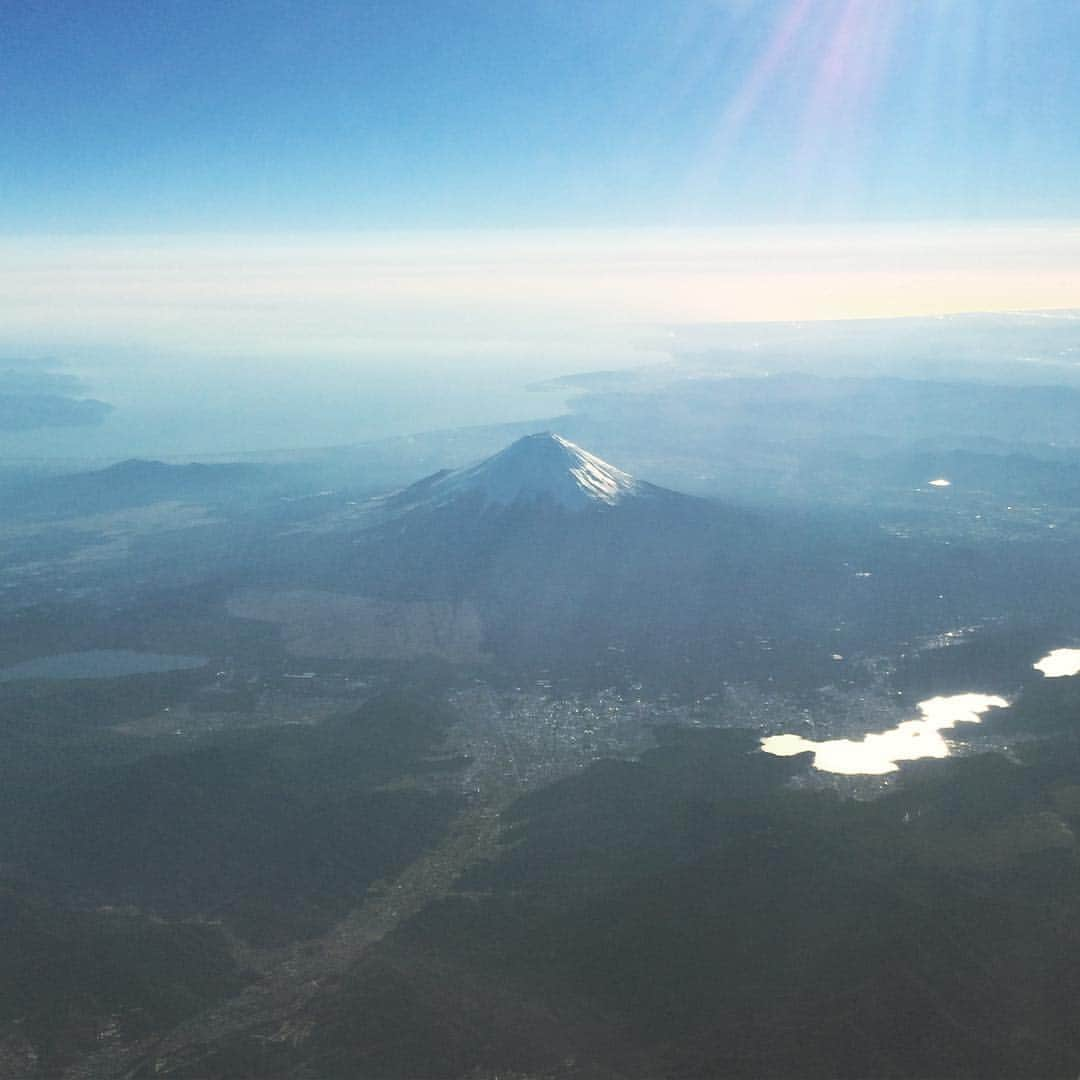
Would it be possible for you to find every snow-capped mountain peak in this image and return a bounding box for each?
[422,433,641,510]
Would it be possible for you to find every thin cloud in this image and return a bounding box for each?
[1,226,1079,361]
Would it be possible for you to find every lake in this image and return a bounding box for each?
[0,649,208,681]
[1034,648,1080,678]
[761,692,1009,776]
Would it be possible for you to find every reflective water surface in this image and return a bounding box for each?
[1033,648,1080,678]
[761,693,1008,775]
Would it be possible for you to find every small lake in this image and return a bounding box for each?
[1034,648,1080,678]
[762,644,1080,776]
[0,649,208,682]
[761,693,1008,776]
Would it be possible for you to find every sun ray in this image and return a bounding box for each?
[681,0,913,214]
[716,0,816,138]
[793,0,904,200]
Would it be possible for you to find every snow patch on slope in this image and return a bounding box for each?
[425,433,640,510]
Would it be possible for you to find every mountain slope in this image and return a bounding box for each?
[2,459,282,520]
[306,434,807,687]
[409,432,646,510]
[348,432,714,596]
[251,431,984,690]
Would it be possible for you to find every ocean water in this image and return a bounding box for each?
[0,351,598,462]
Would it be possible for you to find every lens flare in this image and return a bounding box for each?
[680,0,952,212]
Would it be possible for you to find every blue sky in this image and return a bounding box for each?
[4,0,1080,231]
[3,2,1080,456]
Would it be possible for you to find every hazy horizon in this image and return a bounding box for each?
[5,224,1080,460]
[5,1,1080,460]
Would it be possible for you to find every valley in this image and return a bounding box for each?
[5,372,1080,1077]
[7,3,1080,1073]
